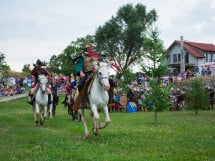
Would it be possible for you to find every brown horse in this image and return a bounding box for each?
[66,88,81,121]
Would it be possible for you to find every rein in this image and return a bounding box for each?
[87,62,109,93]
[95,64,109,85]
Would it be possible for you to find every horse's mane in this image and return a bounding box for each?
[93,61,111,71]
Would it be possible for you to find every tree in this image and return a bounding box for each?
[48,55,62,74]
[118,68,137,93]
[0,52,5,65]
[49,35,94,76]
[95,3,157,78]
[141,28,168,78]
[186,78,209,115]
[0,52,10,78]
[140,28,169,124]
[22,64,31,74]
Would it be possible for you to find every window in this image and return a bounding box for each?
[178,54,181,62]
[173,54,177,63]
[185,53,189,63]
[213,53,215,62]
[209,53,212,62]
[204,53,208,62]
[166,55,170,62]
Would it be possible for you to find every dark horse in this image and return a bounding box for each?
[66,88,81,121]
[50,83,59,116]
[108,76,118,111]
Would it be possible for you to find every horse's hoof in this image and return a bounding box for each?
[35,121,39,126]
[40,121,44,125]
[92,128,99,136]
[85,133,90,139]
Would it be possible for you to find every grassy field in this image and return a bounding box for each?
[0,96,215,161]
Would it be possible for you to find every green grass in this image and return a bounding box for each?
[0,96,215,161]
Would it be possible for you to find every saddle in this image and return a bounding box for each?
[72,73,95,110]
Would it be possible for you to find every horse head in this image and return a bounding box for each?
[94,61,111,91]
[38,74,48,94]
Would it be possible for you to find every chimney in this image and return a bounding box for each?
[180,36,184,51]
[180,36,185,73]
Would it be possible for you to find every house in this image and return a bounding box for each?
[166,36,215,75]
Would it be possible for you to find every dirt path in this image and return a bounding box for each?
[0,93,27,103]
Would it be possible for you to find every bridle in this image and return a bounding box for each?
[95,64,109,86]
[38,76,47,94]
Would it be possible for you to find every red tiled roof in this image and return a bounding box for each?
[167,40,215,58]
[186,41,215,51]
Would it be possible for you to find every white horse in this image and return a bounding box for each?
[79,61,111,139]
[33,74,48,126]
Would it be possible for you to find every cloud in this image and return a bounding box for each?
[192,22,208,32]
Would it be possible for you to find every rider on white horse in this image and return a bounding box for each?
[72,40,120,109]
[75,41,105,92]
[27,59,52,105]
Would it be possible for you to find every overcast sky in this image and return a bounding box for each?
[1,0,215,72]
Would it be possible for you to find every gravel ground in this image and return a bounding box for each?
[0,93,27,103]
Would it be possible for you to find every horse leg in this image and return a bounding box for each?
[68,105,70,115]
[74,110,79,121]
[90,106,100,136]
[53,105,56,116]
[40,114,44,125]
[79,109,90,139]
[90,111,98,135]
[49,104,53,119]
[44,105,48,117]
[33,104,40,126]
[33,107,39,126]
[40,107,44,125]
[99,105,110,129]
[40,107,47,125]
[71,108,75,121]
[35,103,40,115]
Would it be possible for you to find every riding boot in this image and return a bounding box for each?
[48,94,52,104]
[27,94,35,105]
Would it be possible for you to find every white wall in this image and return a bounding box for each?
[168,45,181,64]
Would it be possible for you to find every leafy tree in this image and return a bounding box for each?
[140,28,169,124]
[49,35,94,76]
[95,3,157,78]
[146,79,170,123]
[22,64,31,74]
[48,55,62,74]
[186,78,209,115]
[0,52,5,65]
[141,28,167,78]
[118,68,137,93]
[0,52,10,78]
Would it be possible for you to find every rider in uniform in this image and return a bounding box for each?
[75,40,105,92]
[27,59,52,105]
[72,40,121,109]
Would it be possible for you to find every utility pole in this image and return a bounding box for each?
[180,36,185,73]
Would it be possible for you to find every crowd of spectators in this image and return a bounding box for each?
[111,69,215,112]
[0,76,26,97]
[0,75,71,97]
[1,67,214,111]
[111,74,149,112]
